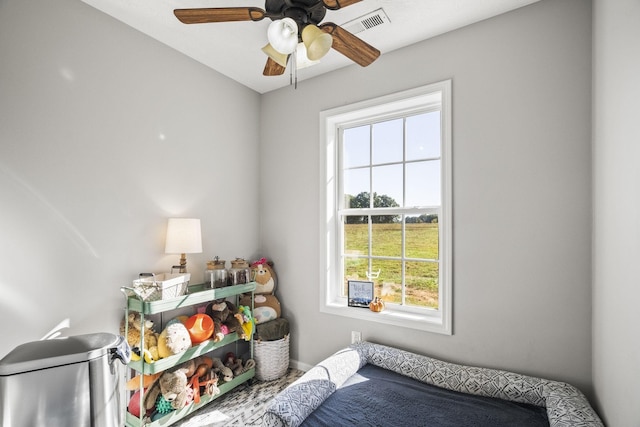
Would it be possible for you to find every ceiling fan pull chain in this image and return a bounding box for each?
[289,56,293,86]
[293,48,298,89]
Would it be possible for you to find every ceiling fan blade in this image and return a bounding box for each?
[174,7,266,24]
[322,0,362,10]
[263,58,287,76]
[320,23,380,67]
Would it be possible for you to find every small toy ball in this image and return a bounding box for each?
[128,389,143,418]
[184,313,214,344]
[156,395,175,415]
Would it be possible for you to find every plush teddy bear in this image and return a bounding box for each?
[205,301,242,342]
[251,258,277,295]
[157,319,192,359]
[239,294,281,324]
[120,312,159,362]
[143,356,211,411]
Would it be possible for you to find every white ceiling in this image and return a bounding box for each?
[81,0,541,94]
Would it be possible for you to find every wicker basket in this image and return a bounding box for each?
[131,273,190,301]
[254,334,289,381]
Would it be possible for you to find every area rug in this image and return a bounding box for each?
[175,369,304,427]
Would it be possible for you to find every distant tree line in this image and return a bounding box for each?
[405,214,438,224]
[346,192,399,224]
[346,192,438,224]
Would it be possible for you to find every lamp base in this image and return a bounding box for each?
[177,253,187,274]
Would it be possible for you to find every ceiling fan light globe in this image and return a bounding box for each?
[262,44,289,68]
[302,25,333,61]
[267,18,299,54]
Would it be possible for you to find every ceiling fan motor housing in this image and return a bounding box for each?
[266,0,327,35]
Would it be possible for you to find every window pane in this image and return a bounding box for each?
[343,257,369,297]
[343,125,370,168]
[372,221,401,257]
[371,259,402,304]
[406,160,440,207]
[407,111,441,161]
[372,118,403,164]
[343,168,369,207]
[406,261,439,309]
[344,220,368,254]
[405,221,439,259]
[372,164,403,206]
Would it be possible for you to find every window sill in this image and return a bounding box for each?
[320,302,452,335]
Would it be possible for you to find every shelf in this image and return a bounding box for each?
[123,279,255,427]
[124,282,256,315]
[124,368,255,427]
[128,332,249,374]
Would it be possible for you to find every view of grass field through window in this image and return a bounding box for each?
[344,221,439,309]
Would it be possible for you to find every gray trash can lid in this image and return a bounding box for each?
[0,332,120,376]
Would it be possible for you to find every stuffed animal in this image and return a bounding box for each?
[157,319,192,359]
[251,258,277,294]
[211,357,234,382]
[143,356,212,411]
[126,372,161,391]
[235,305,255,341]
[206,301,242,342]
[224,352,244,377]
[239,294,281,324]
[120,312,159,363]
[222,352,256,377]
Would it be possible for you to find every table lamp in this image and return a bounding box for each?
[165,218,202,273]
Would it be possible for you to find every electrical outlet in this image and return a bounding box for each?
[351,331,362,344]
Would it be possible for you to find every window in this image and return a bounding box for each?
[319,81,452,334]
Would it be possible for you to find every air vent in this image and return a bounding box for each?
[341,8,390,35]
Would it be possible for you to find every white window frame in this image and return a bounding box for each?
[319,80,452,335]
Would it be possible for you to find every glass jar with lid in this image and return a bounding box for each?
[228,258,251,285]
[206,257,228,288]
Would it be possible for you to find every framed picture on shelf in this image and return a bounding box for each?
[348,280,374,308]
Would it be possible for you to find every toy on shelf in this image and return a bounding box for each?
[120,312,159,363]
[235,305,255,341]
[143,356,212,412]
[184,313,214,344]
[211,357,234,382]
[224,352,257,377]
[157,319,192,359]
[205,301,242,341]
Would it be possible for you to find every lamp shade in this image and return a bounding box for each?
[302,24,333,61]
[267,17,299,54]
[165,218,202,254]
[262,43,289,67]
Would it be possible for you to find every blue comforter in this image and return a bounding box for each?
[301,364,549,426]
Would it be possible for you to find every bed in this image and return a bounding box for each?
[263,341,603,427]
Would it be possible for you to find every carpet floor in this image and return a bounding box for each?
[174,369,304,427]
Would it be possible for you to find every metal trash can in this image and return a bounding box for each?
[0,332,130,427]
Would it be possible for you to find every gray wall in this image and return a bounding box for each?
[592,0,640,425]
[0,0,260,354]
[260,0,594,394]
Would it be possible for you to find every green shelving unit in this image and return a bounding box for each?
[121,282,256,427]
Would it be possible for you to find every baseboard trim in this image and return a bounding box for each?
[289,359,312,372]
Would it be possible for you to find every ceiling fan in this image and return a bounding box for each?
[173,0,381,76]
